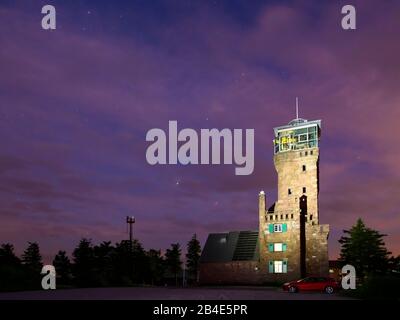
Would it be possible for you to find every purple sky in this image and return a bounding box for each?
[1,0,400,262]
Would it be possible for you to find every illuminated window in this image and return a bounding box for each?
[269,260,288,273]
[273,123,320,154]
[274,261,283,273]
[299,134,307,142]
[269,223,287,233]
[269,243,287,252]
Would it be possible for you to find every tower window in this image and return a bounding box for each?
[285,214,288,219]
[288,188,292,195]
[310,150,314,155]
[305,151,308,156]
[270,260,288,273]
[269,223,287,233]
[310,215,313,221]
[274,243,284,252]
[303,187,306,193]
[302,165,306,172]
[274,261,283,273]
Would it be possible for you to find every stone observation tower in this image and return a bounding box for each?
[199,110,329,284]
[258,115,329,282]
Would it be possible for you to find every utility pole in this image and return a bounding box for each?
[126,216,136,282]
[126,216,135,247]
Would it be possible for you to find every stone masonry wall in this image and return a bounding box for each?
[306,224,329,276]
[199,261,263,285]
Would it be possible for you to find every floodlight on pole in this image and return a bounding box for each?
[126,216,135,243]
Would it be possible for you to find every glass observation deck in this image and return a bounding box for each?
[273,118,321,154]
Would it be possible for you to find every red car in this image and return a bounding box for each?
[282,276,340,294]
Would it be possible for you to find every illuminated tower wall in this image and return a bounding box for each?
[259,117,329,282]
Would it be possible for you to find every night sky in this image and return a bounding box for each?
[1,0,400,262]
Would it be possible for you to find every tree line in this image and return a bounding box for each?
[0,234,201,291]
[1,219,400,294]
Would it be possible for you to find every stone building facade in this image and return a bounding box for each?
[200,117,329,284]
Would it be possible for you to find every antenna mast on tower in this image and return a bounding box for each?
[296,97,299,119]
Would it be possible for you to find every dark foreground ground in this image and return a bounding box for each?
[0,286,352,300]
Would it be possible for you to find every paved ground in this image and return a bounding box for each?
[0,286,351,300]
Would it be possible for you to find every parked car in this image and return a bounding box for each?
[282,276,340,294]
